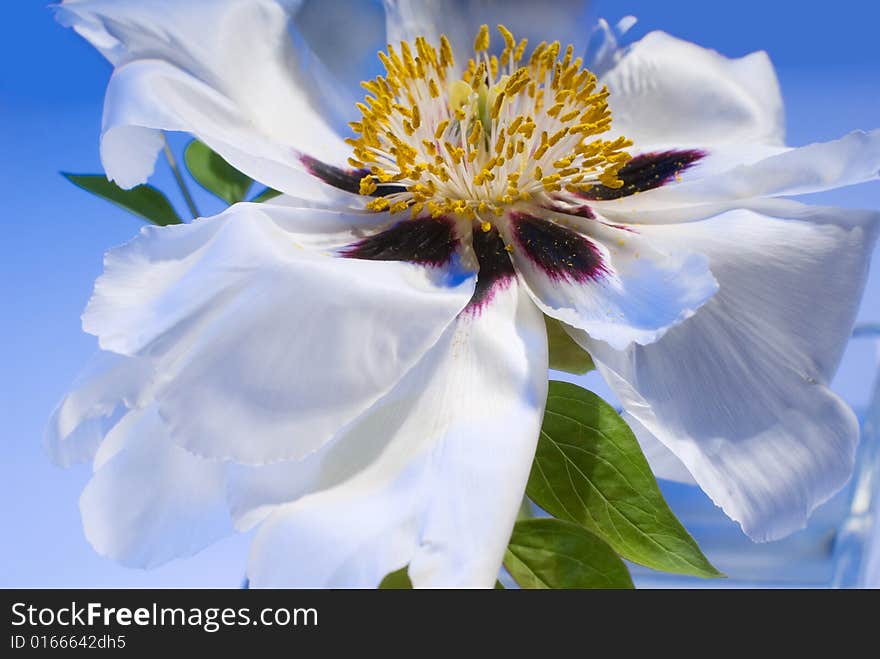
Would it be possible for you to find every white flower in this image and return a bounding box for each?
[49,0,880,586]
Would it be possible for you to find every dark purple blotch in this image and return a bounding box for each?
[341,216,459,266]
[466,227,517,313]
[511,213,606,283]
[579,149,705,200]
[542,198,595,219]
[300,155,406,197]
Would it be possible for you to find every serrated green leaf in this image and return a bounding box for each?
[504,518,633,589]
[63,173,181,226]
[184,140,252,204]
[378,567,412,589]
[545,315,594,374]
[251,187,282,203]
[527,381,722,578]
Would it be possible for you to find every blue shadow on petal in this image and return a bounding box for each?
[629,326,880,588]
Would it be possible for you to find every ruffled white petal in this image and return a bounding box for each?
[600,30,784,147]
[502,216,718,350]
[621,412,696,485]
[45,351,154,467]
[595,131,880,216]
[57,0,351,193]
[573,203,880,541]
[83,203,475,465]
[383,0,592,65]
[247,280,548,587]
[80,405,230,568]
[100,60,352,199]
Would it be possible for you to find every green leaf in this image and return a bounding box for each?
[504,518,633,589]
[251,187,282,203]
[527,381,722,578]
[378,567,412,589]
[62,173,182,226]
[545,316,594,374]
[184,140,253,204]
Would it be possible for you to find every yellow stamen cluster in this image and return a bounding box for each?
[347,25,632,220]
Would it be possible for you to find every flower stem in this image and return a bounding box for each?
[162,134,199,220]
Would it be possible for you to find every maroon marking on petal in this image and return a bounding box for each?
[578,149,706,200]
[465,227,516,314]
[300,155,406,197]
[511,213,606,283]
[542,198,595,219]
[341,216,458,266]
[602,222,638,233]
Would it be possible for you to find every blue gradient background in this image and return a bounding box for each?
[1,1,878,586]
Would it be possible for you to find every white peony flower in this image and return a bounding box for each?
[49,0,880,586]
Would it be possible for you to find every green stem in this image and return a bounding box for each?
[162,134,199,219]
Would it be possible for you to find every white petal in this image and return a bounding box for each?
[600,30,784,147]
[383,0,592,65]
[80,406,230,568]
[501,213,718,349]
[45,351,154,467]
[247,280,548,587]
[595,131,880,215]
[620,412,696,485]
[573,204,880,541]
[101,60,353,198]
[57,0,351,192]
[83,204,475,464]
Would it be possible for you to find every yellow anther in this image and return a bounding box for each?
[494,128,506,155]
[468,121,483,145]
[387,44,404,73]
[411,104,421,129]
[351,28,631,220]
[474,24,490,52]
[471,61,487,90]
[358,176,377,195]
[547,102,565,117]
[434,119,450,140]
[498,24,516,50]
[490,90,506,119]
[481,220,492,233]
[562,44,574,69]
[548,127,569,146]
[439,35,454,67]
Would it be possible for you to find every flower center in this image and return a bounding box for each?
[347,24,632,227]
